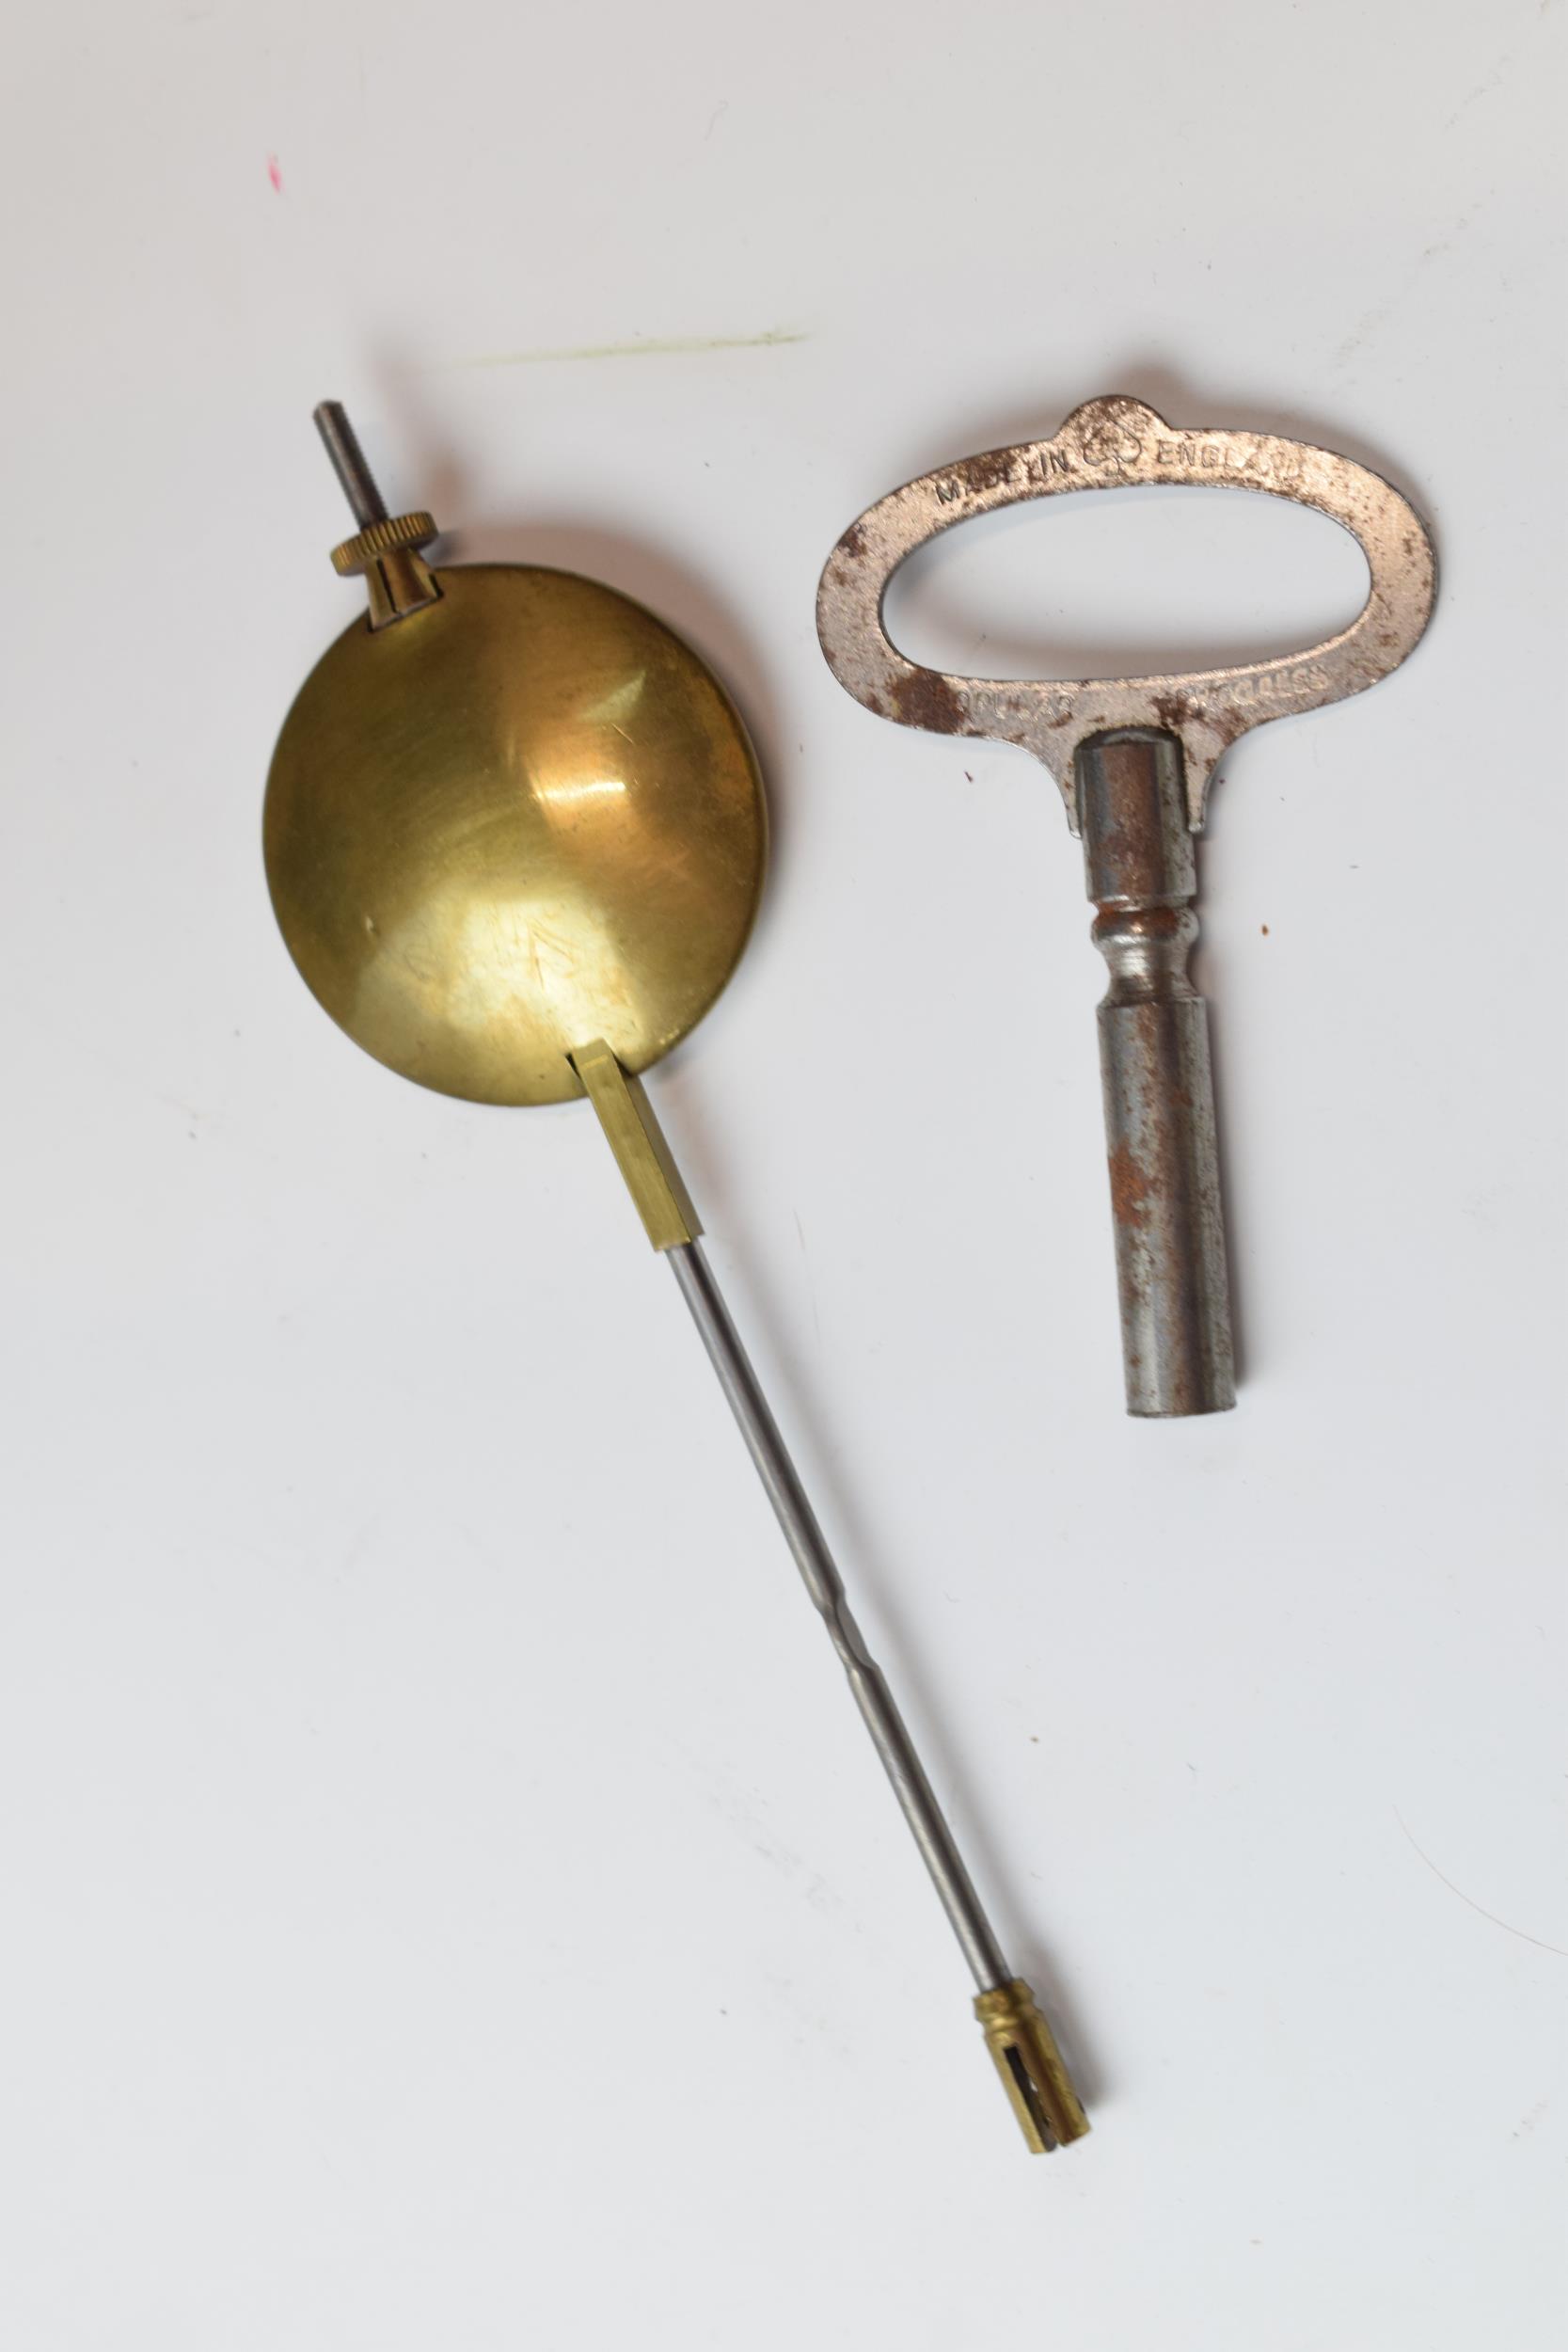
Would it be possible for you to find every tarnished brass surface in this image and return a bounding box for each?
[974,1979,1091,2153]
[265,565,766,1105]
[571,1039,701,1250]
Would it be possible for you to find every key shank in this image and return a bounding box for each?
[1077,732,1233,1418]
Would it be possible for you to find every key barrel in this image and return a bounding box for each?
[1077,732,1234,1418]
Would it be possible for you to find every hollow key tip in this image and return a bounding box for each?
[974,1979,1090,2153]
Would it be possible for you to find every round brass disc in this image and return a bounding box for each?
[264,566,767,1106]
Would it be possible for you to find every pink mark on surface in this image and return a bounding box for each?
[266,154,283,194]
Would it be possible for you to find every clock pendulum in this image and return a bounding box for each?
[263,404,1089,2152]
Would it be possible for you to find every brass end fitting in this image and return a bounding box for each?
[974,1979,1090,2153]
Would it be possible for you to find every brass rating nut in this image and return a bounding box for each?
[330,511,437,577]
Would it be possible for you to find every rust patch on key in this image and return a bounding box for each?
[1151,691,1205,732]
[1106,1141,1155,1230]
[891,669,972,734]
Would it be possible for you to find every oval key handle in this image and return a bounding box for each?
[816,394,1435,830]
[816,397,1435,1418]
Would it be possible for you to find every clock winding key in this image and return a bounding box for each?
[817,396,1435,1416]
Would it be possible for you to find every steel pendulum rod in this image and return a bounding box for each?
[667,1235,1006,1987]
[569,1039,1089,2151]
[312,400,388,527]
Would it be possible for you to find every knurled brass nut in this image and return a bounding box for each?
[330,511,437,576]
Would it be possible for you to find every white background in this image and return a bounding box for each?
[2,4,1563,2345]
